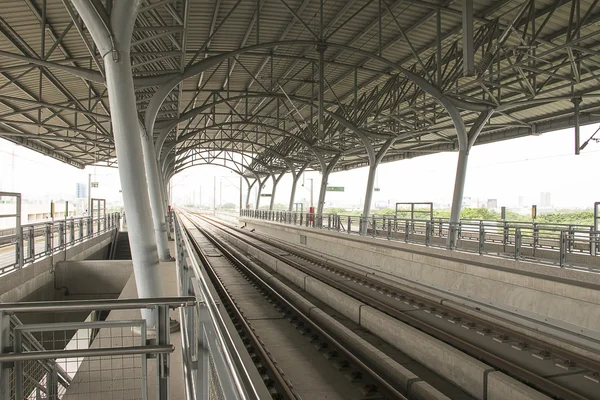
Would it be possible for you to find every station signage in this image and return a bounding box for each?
[260,193,272,197]
[326,186,344,192]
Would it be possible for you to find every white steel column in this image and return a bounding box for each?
[448,110,493,248]
[289,164,308,211]
[316,154,341,215]
[246,179,256,209]
[140,123,172,260]
[361,139,395,234]
[70,0,163,326]
[269,173,284,211]
[255,176,263,209]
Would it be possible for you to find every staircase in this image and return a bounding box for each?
[113,232,132,260]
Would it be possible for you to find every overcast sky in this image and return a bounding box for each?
[1,122,598,210]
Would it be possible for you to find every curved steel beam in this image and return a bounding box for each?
[174,138,302,170]
[144,40,471,152]
[166,120,326,161]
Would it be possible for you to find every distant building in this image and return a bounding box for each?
[486,199,498,210]
[540,192,551,208]
[76,183,87,199]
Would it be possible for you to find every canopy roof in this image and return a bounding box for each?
[0,0,598,177]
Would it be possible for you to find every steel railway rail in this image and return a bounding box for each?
[186,210,600,400]
[180,213,410,400]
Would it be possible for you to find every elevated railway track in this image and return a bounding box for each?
[179,209,600,400]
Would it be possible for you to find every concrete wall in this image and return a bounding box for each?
[240,218,600,341]
[54,260,133,300]
[0,230,115,303]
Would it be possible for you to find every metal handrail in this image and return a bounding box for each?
[174,212,271,400]
[0,212,121,275]
[0,345,174,362]
[0,297,195,313]
[240,209,600,267]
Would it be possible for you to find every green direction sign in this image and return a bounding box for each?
[374,188,380,192]
[260,193,272,197]
[326,186,344,192]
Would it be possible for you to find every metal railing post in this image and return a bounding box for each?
[70,219,75,244]
[590,228,597,256]
[45,223,52,254]
[478,223,485,255]
[404,220,410,242]
[568,225,574,253]
[79,218,84,240]
[58,221,65,249]
[157,304,170,400]
[515,228,522,260]
[16,226,23,269]
[347,216,351,233]
[387,219,392,240]
[425,221,431,246]
[0,311,10,400]
[328,214,332,229]
[560,230,567,267]
[28,225,35,260]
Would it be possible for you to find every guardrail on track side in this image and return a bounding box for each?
[239,209,599,269]
[174,211,272,400]
[0,213,121,276]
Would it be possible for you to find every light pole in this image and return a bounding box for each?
[301,175,314,210]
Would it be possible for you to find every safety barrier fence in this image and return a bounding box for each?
[0,213,121,276]
[240,209,599,268]
[0,297,194,400]
[174,212,271,400]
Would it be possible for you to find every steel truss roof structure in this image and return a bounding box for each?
[0,0,599,178]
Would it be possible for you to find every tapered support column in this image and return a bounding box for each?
[71,0,162,327]
[246,179,256,209]
[140,124,172,260]
[316,155,341,215]
[361,165,377,228]
[448,110,493,248]
[289,164,308,211]
[255,177,263,209]
[269,173,284,211]
[360,139,395,235]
